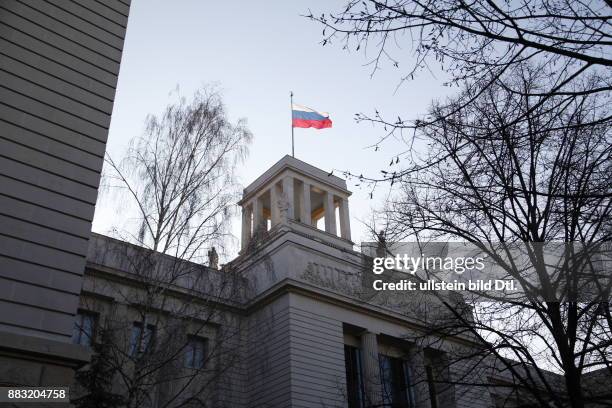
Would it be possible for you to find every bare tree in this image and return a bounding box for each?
[370,68,611,408]
[75,87,252,408]
[106,86,250,259]
[309,0,611,140]
[308,4,611,405]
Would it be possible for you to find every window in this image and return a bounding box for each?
[379,354,415,408]
[72,310,97,346]
[344,345,365,408]
[130,322,155,356]
[184,336,207,369]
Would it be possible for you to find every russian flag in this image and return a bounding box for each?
[292,104,332,129]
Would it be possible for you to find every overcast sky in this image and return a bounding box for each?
[92,0,449,256]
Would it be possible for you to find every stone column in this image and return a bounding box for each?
[360,331,382,407]
[241,206,251,249]
[408,347,432,408]
[301,182,312,226]
[339,198,351,240]
[270,183,280,226]
[282,176,294,220]
[252,196,263,231]
[324,191,337,235]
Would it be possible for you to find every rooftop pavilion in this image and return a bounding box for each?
[238,155,353,251]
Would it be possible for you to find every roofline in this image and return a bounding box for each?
[238,155,351,205]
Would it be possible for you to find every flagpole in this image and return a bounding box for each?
[290,91,295,157]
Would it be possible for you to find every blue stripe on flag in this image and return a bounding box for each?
[292,110,328,121]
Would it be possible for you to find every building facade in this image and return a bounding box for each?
[76,156,496,407]
[0,0,131,387]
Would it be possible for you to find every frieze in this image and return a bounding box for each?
[300,261,436,318]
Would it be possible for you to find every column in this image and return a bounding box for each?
[301,182,312,226]
[241,206,250,249]
[252,196,263,232]
[324,191,337,235]
[282,176,294,220]
[408,347,432,408]
[270,183,280,226]
[339,198,351,240]
[360,331,382,407]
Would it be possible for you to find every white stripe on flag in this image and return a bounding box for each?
[292,103,329,117]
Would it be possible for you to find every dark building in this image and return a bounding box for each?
[0,0,131,386]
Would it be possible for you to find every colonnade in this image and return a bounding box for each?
[241,175,351,249]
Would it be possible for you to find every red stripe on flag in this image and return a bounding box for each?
[292,118,332,129]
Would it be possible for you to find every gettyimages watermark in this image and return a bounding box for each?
[361,241,612,302]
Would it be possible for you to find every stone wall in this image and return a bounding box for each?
[0,0,131,387]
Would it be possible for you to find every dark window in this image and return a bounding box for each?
[379,354,415,408]
[72,310,97,346]
[344,345,365,408]
[130,322,155,356]
[185,336,207,369]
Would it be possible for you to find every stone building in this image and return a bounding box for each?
[76,155,496,407]
[0,0,131,388]
[0,3,597,406]
[0,3,497,404]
